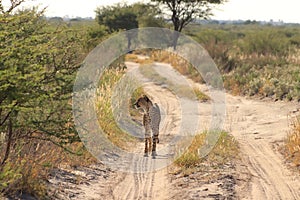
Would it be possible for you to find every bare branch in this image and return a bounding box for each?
[0,101,18,127]
[27,135,81,155]
[3,0,26,14]
[0,0,4,14]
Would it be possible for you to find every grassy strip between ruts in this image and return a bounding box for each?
[174,130,239,174]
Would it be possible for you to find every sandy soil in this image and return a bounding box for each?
[224,93,300,199]
[45,61,300,200]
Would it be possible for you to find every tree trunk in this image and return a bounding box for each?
[172,15,181,50]
[127,37,132,51]
[1,118,13,166]
[172,31,180,50]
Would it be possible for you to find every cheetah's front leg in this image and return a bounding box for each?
[144,137,152,157]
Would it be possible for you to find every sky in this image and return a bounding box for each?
[3,0,300,23]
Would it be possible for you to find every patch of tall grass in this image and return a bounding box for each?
[96,68,137,149]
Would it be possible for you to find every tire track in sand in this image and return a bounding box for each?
[223,94,300,200]
[112,62,182,200]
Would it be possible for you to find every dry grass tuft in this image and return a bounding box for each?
[285,116,300,169]
[128,87,147,120]
[150,50,203,83]
[125,53,154,65]
[0,138,95,198]
[174,131,239,171]
[125,54,140,62]
[193,87,211,102]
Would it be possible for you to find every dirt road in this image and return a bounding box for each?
[112,62,300,199]
[224,94,300,199]
[48,61,300,200]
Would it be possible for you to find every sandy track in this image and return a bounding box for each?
[111,62,182,200]
[223,95,300,199]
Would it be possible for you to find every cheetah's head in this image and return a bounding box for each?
[133,95,152,111]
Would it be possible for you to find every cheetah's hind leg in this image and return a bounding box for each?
[151,137,158,158]
[144,137,148,157]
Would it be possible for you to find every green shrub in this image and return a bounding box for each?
[238,28,291,57]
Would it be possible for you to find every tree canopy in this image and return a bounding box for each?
[95,3,164,50]
[95,3,164,32]
[151,0,226,49]
[152,0,225,31]
[95,4,138,33]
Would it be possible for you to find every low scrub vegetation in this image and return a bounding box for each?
[186,24,300,101]
[126,23,300,102]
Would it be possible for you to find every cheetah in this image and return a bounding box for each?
[134,95,161,158]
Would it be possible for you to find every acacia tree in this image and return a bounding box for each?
[95,3,164,50]
[151,0,226,49]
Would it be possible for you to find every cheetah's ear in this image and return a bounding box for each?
[143,95,149,101]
